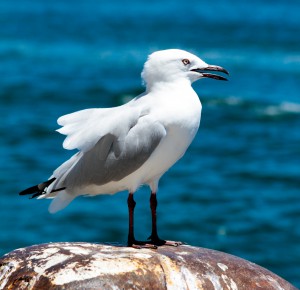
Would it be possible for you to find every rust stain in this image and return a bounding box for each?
[0,243,297,290]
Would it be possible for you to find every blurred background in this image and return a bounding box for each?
[0,0,299,286]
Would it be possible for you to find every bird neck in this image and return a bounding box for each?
[145,78,191,94]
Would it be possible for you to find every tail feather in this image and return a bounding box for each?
[48,191,75,213]
[19,177,57,198]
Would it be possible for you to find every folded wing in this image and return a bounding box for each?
[57,105,140,152]
[63,114,167,189]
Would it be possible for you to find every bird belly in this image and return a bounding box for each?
[135,122,199,186]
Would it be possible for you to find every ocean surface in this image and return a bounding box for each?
[1,0,300,287]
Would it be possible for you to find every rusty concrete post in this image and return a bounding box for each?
[0,242,297,289]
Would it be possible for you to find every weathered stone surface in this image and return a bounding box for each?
[0,242,297,290]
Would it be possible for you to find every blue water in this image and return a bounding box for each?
[1,0,300,287]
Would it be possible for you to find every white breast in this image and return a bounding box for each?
[79,84,202,196]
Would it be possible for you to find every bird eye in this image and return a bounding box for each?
[182,59,190,65]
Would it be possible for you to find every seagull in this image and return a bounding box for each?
[19,49,228,248]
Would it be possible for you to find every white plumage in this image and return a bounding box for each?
[20,49,228,247]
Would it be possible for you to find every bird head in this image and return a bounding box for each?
[142,49,229,88]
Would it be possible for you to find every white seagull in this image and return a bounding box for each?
[20,49,228,248]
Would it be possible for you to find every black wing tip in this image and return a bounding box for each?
[19,185,39,196]
[19,177,57,198]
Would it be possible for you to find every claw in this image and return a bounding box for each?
[148,236,183,247]
[164,240,182,247]
[131,243,157,249]
[128,239,158,249]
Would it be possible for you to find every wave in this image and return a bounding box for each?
[261,102,300,116]
[203,96,300,118]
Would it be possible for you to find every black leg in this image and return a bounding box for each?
[148,192,162,243]
[127,192,136,246]
[148,192,182,247]
[127,192,157,249]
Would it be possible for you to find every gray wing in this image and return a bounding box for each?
[63,116,166,188]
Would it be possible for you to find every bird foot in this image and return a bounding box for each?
[148,235,183,247]
[163,240,183,247]
[128,236,183,249]
[128,239,158,249]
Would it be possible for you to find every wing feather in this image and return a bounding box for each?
[56,106,139,152]
[63,115,166,189]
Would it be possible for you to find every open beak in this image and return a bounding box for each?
[191,65,229,81]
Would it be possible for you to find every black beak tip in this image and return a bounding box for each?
[223,69,230,76]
